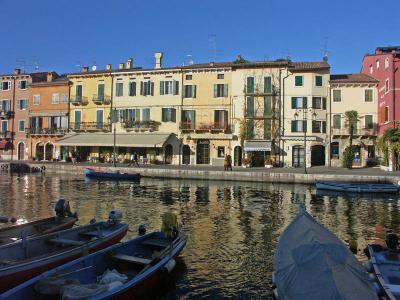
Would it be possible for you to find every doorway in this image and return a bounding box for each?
[311,145,325,166]
[164,144,173,164]
[182,145,191,165]
[196,140,210,164]
[292,145,305,167]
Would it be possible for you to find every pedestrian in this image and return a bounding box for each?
[133,152,139,167]
[71,150,77,165]
[128,153,134,167]
[224,155,229,171]
[227,154,232,171]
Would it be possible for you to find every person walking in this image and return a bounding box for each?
[227,154,232,171]
[133,152,139,167]
[71,150,77,165]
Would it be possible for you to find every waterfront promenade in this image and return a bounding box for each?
[5,161,399,184]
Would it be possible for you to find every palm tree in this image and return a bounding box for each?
[344,110,359,147]
[378,128,400,171]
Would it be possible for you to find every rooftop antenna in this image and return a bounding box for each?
[208,34,217,61]
[91,60,97,71]
[15,58,32,73]
[322,37,330,62]
[285,49,292,61]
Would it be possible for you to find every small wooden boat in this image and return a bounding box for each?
[0,214,187,300]
[273,205,378,300]
[316,180,399,193]
[0,199,77,245]
[84,168,141,181]
[366,233,400,300]
[0,210,128,293]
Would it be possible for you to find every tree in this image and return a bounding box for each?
[344,110,359,147]
[377,128,400,170]
[233,55,248,64]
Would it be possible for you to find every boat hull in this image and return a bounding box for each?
[316,181,399,193]
[84,168,140,180]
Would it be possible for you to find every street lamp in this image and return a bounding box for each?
[294,108,316,174]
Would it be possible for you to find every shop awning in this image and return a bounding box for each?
[56,132,176,148]
[244,141,271,151]
[0,140,13,150]
[29,112,68,117]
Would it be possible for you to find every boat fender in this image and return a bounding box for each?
[273,288,279,299]
[55,199,73,218]
[138,224,146,236]
[363,261,373,273]
[89,218,97,224]
[386,232,398,251]
[0,216,8,223]
[163,259,176,273]
[108,210,123,225]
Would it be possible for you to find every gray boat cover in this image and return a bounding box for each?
[274,207,378,300]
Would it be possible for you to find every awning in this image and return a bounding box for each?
[0,140,13,150]
[244,141,271,151]
[56,132,176,148]
[29,112,68,117]
[280,136,318,142]
[186,133,233,140]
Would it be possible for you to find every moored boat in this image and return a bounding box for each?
[365,233,400,300]
[273,205,379,300]
[0,210,128,293]
[0,199,77,245]
[84,168,141,181]
[0,213,186,300]
[316,180,399,193]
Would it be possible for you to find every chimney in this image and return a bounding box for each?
[82,66,89,73]
[14,68,21,75]
[106,64,112,70]
[376,48,383,54]
[126,58,133,69]
[47,72,54,82]
[119,63,124,70]
[154,52,163,69]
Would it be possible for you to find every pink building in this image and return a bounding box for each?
[361,46,400,134]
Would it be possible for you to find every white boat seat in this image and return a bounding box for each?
[49,238,85,246]
[141,239,170,248]
[112,254,151,265]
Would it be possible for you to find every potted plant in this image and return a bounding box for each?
[265,158,274,168]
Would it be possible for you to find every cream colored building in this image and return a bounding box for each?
[280,62,330,168]
[328,74,378,167]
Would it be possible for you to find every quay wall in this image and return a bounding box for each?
[3,162,398,184]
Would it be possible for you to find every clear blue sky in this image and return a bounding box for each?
[0,0,399,75]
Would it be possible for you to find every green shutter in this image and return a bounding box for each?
[291,120,296,132]
[223,84,228,97]
[160,81,164,95]
[291,97,296,109]
[303,97,307,109]
[322,98,327,110]
[174,81,179,95]
[247,77,254,93]
[162,108,166,122]
[246,97,254,117]
[264,77,272,93]
[322,121,326,133]
[140,82,144,95]
[264,96,272,117]
[214,84,218,97]
[295,76,303,86]
[171,108,176,122]
[151,82,154,96]
[193,85,196,98]
[76,85,82,97]
[303,120,307,132]
[98,84,104,97]
[312,97,316,109]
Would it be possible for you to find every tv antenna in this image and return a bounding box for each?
[322,37,331,62]
[208,34,217,61]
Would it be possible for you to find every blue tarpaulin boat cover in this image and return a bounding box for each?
[274,207,378,300]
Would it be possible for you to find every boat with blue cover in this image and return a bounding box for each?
[84,168,140,181]
[0,213,187,300]
[316,180,399,193]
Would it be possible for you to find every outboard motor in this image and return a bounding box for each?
[138,224,146,236]
[108,210,123,225]
[55,199,73,219]
[386,232,398,251]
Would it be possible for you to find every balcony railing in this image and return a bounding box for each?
[244,84,276,96]
[0,110,14,119]
[26,127,68,136]
[332,127,378,136]
[245,111,275,119]
[179,122,231,133]
[123,120,160,132]
[70,96,88,105]
[71,122,111,132]
[92,94,111,104]
[0,131,14,139]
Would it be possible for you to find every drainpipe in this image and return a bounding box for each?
[179,69,184,165]
[10,76,16,161]
[281,67,290,167]
[328,83,332,167]
[393,54,396,129]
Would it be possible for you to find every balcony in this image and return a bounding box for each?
[70,96,88,106]
[244,84,276,96]
[123,120,160,132]
[92,94,111,105]
[332,127,378,137]
[0,110,14,119]
[245,111,275,119]
[0,131,14,139]
[71,122,111,132]
[180,122,231,133]
[26,127,68,136]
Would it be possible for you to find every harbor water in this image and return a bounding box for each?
[1,173,400,299]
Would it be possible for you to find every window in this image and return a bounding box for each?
[385,58,389,69]
[384,106,389,123]
[51,93,59,104]
[160,80,179,95]
[312,97,326,109]
[74,110,82,129]
[140,81,154,96]
[214,110,228,129]
[291,97,307,109]
[181,110,196,129]
[96,110,103,129]
[18,120,25,132]
[1,120,7,132]
[162,108,176,122]
[376,60,380,69]
[185,75,192,80]
[365,115,373,129]
[33,95,40,105]
[141,108,150,121]
[332,89,341,102]
[246,119,254,139]
[18,80,28,90]
[295,76,303,87]
[1,81,11,91]
[214,84,228,97]
[312,121,326,133]
[61,94,68,103]
[367,145,375,158]
[365,89,373,102]
[369,65,373,74]
[264,76,272,93]
[264,119,272,140]
[246,77,255,94]
[291,120,307,132]
[264,96,272,117]
[217,146,225,158]
[385,79,389,93]
[331,142,339,158]
[18,99,28,110]
[246,96,254,117]
[0,100,11,111]
[333,115,341,129]
[116,82,123,97]
[118,109,139,122]
[184,85,196,98]
[97,83,105,99]
[217,74,224,79]
[128,82,136,96]
[315,76,323,87]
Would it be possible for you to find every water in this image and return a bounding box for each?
[1,173,400,299]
